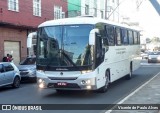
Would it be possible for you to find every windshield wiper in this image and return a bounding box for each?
[60,49,78,68]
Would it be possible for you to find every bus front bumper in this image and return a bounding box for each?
[37,77,97,90]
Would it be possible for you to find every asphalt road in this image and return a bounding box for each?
[0,60,160,113]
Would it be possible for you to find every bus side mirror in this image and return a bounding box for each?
[27,32,37,48]
[89,29,99,45]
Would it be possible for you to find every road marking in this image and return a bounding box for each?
[141,63,160,65]
[105,71,160,113]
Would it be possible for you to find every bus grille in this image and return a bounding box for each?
[48,77,78,80]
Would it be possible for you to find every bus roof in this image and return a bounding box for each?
[39,17,140,31]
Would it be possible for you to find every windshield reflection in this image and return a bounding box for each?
[37,25,94,67]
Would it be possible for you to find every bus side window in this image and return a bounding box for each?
[137,32,140,44]
[128,30,134,45]
[105,25,115,46]
[133,31,138,44]
[115,27,121,45]
[121,29,128,45]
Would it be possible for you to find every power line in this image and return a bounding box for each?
[107,0,126,20]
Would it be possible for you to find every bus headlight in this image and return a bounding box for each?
[39,83,45,88]
[38,79,43,83]
[81,70,92,74]
[81,80,91,85]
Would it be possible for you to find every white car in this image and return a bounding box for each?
[0,62,21,88]
[141,52,148,59]
[148,52,160,63]
[18,56,36,82]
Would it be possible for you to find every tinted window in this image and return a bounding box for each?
[133,31,138,44]
[115,27,121,45]
[4,63,14,72]
[137,32,140,44]
[20,58,36,65]
[95,23,108,46]
[149,52,160,55]
[121,29,128,45]
[37,25,94,67]
[128,30,133,45]
[105,25,115,46]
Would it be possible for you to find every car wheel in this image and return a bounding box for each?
[97,71,110,93]
[12,76,20,88]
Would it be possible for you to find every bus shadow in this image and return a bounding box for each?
[44,90,98,99]
[0,86,15,92]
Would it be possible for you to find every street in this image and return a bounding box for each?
[0,60,160,113]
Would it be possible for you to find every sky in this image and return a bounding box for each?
[119,0,160,38]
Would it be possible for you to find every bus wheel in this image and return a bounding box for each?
[98,71,110,93]
[126,64,132,80]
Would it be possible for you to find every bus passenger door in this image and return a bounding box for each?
[95,33,104,67]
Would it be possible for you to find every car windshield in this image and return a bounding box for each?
[20,57,36,65]
[149,52,160,55]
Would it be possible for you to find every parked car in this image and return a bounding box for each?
[0,62,21,88]
[18,56,36,82]
[141,51,149,59]
[148,51,160,63]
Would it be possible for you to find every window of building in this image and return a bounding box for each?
[94,8,97,17]
[101,10,103,18]
[8,0,19,12]
[85,4,89,15]
[93,0,97,17]
[33,0,41,17]
[115,27,121,45]
[62,12,65,18]
[54,6,62,19]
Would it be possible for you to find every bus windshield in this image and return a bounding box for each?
[37,24,94,68]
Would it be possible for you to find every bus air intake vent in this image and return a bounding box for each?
[48,77,78,80]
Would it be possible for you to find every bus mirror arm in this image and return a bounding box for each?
[27,32,37,48]
[102,48,105,56]
[89,29,99,45]
[101,48,105,61]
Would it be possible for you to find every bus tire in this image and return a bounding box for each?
[126,63,132,80]
[98,71,110,93]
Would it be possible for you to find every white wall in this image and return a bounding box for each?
[81,0,106,19]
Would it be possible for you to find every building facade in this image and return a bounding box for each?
[81,0,106,19]
[67,0,107,19]
[106,0,120,22]
[68,0,81,17]
[0,0,67,65]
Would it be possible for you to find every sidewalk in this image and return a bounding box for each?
[109,72,160,113]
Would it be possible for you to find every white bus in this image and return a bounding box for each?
[36,17,141,93]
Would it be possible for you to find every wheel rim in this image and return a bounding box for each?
[14,78,20,87]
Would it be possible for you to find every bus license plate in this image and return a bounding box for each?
[57,82,67,86]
